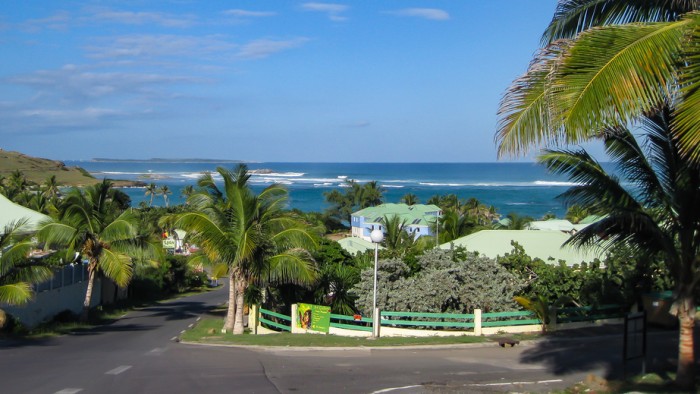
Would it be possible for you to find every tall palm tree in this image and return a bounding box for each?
[401,193,418,206]
[0,219,53,306]
[539,106,700,388]
[37,180,139,322]
[42,175,61,200]
[175,165,317,334]
[439,210,477,243]
[381,215,415,255]
[361,181,384,208]
[497,1,700,159]
[159,185,172,207]
[145,183,157,207]
[180,185,195,201]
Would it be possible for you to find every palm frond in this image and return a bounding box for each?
[674,12,700,161]
[0,282,34,305]
[542,0,697,43]
[99,248,133,287]
[496,41,568,157]
[553,19,689,140]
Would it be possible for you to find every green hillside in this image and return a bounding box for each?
[0,150,137,187]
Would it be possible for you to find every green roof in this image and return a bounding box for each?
[337,236,384,255]
[353,203,440,226]
[526,219,574,232]
[440,230,603,266]
[0,193,49,233]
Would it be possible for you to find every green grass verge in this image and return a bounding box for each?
[180,317,538,347]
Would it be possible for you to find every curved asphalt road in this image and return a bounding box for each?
[0,286,682,394]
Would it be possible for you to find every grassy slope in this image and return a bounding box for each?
[0,150,138,187]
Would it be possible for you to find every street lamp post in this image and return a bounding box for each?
[370,228,384,338]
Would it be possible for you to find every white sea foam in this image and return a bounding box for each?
[382,184,404,188]
[533,180,580,187]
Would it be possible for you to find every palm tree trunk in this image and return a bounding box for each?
[223,272,236,332]
[675,292,696,390]
[233,275,247,335]
[80,267,96,322]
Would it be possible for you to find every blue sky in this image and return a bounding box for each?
[1,1,565,162]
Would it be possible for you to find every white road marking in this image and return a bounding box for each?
[371,385,422,393]
[147,347,166,355]
[180,330,186,334]
[171,336,178,341]
[105,365,132,375]
[55,389,82,394]
[469,379,563,387]
[188,323,194,328]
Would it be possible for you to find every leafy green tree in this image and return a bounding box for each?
[539,107,700,387]
[352,249,522,315]
[180,185,195,201]
[175,165,317,334]
[37,180,141,322]
[0,220,52,307]
[324,180,385,223]
[439,210,477,243]
[495,213,533,230]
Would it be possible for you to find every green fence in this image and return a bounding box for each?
[380,311,475,329]
[330,314,373,332]
[259,307,291,332]
[557,304,624,323]
[481,310,541,327]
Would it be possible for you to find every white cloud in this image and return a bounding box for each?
[85,34,236,59]
[223,9,276,18]
[236,38,309,60]
[390,8,450,21]
[301,2,349,21]
[20,11,72,32]
[88,8,197,28]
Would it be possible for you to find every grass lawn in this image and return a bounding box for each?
[180,317,538,347]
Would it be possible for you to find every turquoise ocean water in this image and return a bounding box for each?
[64,161,592,218]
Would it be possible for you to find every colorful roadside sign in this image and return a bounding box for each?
[297,303,331,333]
[162,239,176,249]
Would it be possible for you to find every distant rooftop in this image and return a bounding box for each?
[337,236,384,255]
[0,193,49,233]
[353,203,441,226]
[440,229,604,266]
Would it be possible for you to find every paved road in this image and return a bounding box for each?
[0,286,683,393]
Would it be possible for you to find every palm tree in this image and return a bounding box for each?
[145,183,157,207]
[361,181,384,208]
[401,193,418,206]
[37,180,139,322]
[181,185,195,201]
[439,210,477,243]
[539,106,700,388]
[565,204,589,224]
[159,185,171,207]
[0,219,53,306]
[175,165,317,334]
[381,215,415,255]
[42,175,60,199]
[497,1,700,160]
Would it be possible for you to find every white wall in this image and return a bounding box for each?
[2,279,102,328]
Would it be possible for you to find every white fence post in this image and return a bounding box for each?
[249,305,259,335]
[291,304,301,333]
[373,308,381,338]
[474,309,482,336]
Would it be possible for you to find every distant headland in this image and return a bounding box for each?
[92,158,246,163]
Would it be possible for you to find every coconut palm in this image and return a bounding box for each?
[497,1,700,160]
[145,183,157,207]
[439,210,477,243]
[400,193,419,206]
[0,219,53,306]
[159,185,172,207]
[175,165,317,334]
[42,175,60,200]
[37,180,139,322]
[180,185,195,201]
[539,106,700,388]
[381,215,415,255]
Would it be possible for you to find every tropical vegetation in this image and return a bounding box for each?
[173,164,318,334]
[497,0,700,387]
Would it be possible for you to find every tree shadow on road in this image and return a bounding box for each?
[518,324,692,383]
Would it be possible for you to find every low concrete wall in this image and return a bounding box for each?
[2,279,102,328]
